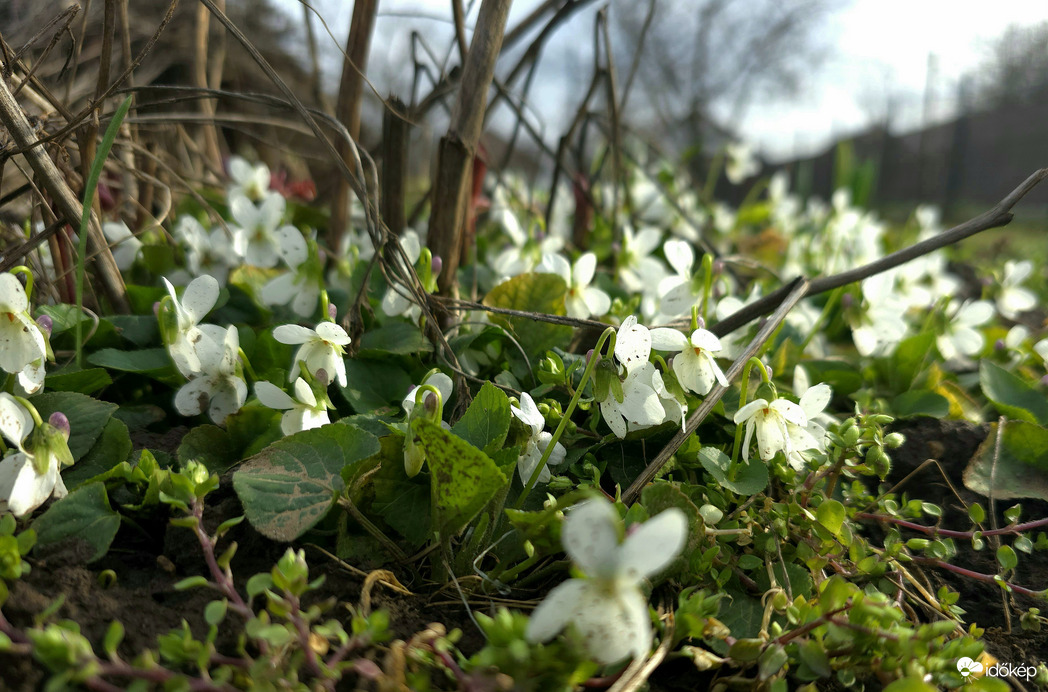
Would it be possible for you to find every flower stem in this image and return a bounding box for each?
[730,357,769,464]
[514,327,616,510]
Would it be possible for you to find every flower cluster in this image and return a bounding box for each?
[160,275,246,425]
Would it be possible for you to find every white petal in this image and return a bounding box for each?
[663,239,694,278]
[756,413,787,461]
[615,317,652,372]
[799,383,832,417]
[255,381,294,410]
[793,364,811,394]
[771,399,807,426]
[516,442,551,486]
[260,273,296,306]
[952,327,985,356]
[293,378,317,407]
[0,273,30,312]
[276,226,308,268]
[273,324,315,345]
[1,453,54,517]
[0,392,32,448]
[573,584,651,664]
[315,321,351,345]
[562,499,621,578]
[574,252,597,286]
[633,227,663,256]
[618,508,688,580]
[0,312,46,375]
[537,253,571,283]
[957,300,994,327]
[600,398,628,438]
[175,377,212,417]
[675,350,715,396]
[400,230,421,264]
[582,287,611,318]
[689,329,722,352]
[734,399,768,424]
[182,275,220,324]
[525,579,585,644]
[650,328,689,352]
[290,285,320,318]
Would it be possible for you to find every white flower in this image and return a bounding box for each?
[733,396,808,462]
[162,274,220,378]
[0,273,47,386]
[787,367,834,470]
[850,274,910,358]
[997,260,1037,319]
[725,142,760,184]
[936,300,993,363]
[526,498,687,664]
[260,227,321,318]
[650,327,728,396]
[600,361,666,439]
[174,325,246,425]
[273,321,351,388]
[0,394,67,517]
[599,317,665,438]
[255,378,329,436]
[655,239,700,319]
[102,221,143,271]
[511,392,566,485]
[228,155,271,202]
[617,225,667,295]
[230,192,288,268]
[537,252,610,320]
[175,216,236,285]
[402,371,454,418]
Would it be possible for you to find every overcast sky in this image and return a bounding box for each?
[280,0,1048,161]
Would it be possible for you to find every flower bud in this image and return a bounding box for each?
[884,432,905,449]
[841,293,854,310]
[328,303,338,321]
[994,338,1006,352]
[48,412,70,440]
[431,255,443,277]
[36,315,53,337]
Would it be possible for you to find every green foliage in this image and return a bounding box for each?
[32,483,120,563]
[234,425,380,541]
[484,272,573,357]
[964,420,1048,501]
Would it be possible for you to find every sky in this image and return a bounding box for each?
[280,0,1048,162]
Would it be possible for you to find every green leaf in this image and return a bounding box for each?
[796,360,862,396]
[483,273,573,357]
[44,366,113,395]
[32,483,120,563]
[178,425,237,474]
[696,447,769,495]
[103,621,125,659]
[358,322,433,356]
[997,544,1018,570]
[339,359,413,413]
[62,417,132,489]
[410,418,507,538]
[881,676,938,692]
[30,391,117,461]
[641,483,701,577]
[103,315,159,348]
[816,499,845,536]
[980,361,1048,426]
[88,348,177,377]
[233,425,380,541]
[891,332,936,389]
[890,390,950,419]
[450,382,511,456]
[963,421,1048,501]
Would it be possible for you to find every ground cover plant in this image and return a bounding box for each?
[1,2,1048,690]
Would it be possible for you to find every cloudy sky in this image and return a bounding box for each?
[278,0,1048,161]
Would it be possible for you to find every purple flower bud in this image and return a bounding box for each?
[995,339,1006,352]
[696,315,706,329]
[422,390,439,416]
[49,412,70,439]
[712,260,724,276]
[36,315,53,337]
[328,303,338,321]
[980,276,993,288]
[153,301,162,318]
[586,349,594,363]
[841,293,854,310]
[1042,374,1048,387]
[431,255,443,276]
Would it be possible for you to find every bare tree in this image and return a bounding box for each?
[611,0,842,153]
[966,21,1048,109]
